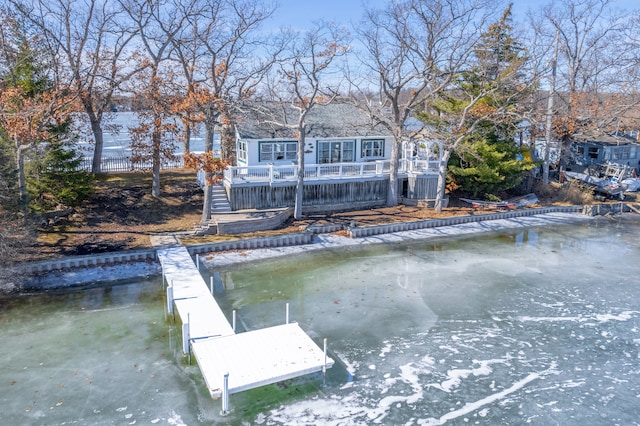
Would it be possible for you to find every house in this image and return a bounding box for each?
[216,102,443,212]
[235,102,393,167]
[570,131,640,172]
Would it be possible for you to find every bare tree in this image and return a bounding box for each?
[169,0,276,223]
[12,0,140,173]
[257,22,349,220]
[529,0,634,177]
[119,0,195,198]
[354,0,498,210]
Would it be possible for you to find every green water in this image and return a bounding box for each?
[2,216,640,425]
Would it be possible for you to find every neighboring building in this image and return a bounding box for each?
[571,131,640,172]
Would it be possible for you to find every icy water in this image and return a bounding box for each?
[77,112,217,159]
[2,217,640,425]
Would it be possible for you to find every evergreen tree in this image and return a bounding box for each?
[419,5,535,200]
[0,13,91,212]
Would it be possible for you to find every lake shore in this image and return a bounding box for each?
[2,211,609,296]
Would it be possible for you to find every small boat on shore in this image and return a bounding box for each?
[563,171,626,200]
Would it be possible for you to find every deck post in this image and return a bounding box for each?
[221,372,230,416]
[285,303,290,324]
[232,310,237,332]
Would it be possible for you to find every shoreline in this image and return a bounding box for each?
[3,211,635,296]
[203,212,597,269]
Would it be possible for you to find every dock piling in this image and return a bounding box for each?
[167,284,174,316]
[285,302,290,324]
[232,310,237,332]
[323,338,328,376]
[221,372,230,416]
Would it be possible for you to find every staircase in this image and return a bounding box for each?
[193,183,232,236]
[211,183,232,214]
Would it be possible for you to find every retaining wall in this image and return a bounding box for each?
[348,206,584,238]
[15,249,158,274]
[187,232,314,256]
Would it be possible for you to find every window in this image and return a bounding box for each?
[361,139,385,158]
[588,147,599,159]
[317,140,355,163]
[237,140,247,163]
[259,141,297,162]
[613,146,631,160]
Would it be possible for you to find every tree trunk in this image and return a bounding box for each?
[434,149,452,212]
[152,126,161,198]
[89,116,104,174]
[386,135,401,206]
[16,141,28,203]
[543,29,559,185]
[200,121,215,224]
[220,119,236,165]
[183,123,191,154]
[294,132,305,220]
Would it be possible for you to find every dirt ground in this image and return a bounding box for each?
[8,168,582,264]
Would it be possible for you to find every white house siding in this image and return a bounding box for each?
[237,136,393,167]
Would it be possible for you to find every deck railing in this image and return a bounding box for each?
[221,158,439,185]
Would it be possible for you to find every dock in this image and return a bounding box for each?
[157,247,334,414]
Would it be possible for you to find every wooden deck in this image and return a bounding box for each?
[157,247,333,414]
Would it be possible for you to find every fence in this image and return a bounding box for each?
[78,156,185,172]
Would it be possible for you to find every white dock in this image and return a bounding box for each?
[157,247,333,414]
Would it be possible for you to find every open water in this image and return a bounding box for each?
[1,217,640,425]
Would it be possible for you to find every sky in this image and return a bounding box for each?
[270,0,639,30]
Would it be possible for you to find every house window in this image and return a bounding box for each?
[361,139,385,159]
[317,140,355,163]
[576,146,584,155]
[588,147,599,159]
[237,140,247,163]
[259,141,297,162]
[615,146,631,160]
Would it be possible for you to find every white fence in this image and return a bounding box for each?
[78,156,185,172]
[222,159,440,185]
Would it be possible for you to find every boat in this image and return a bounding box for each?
[563,171,626,200]
[459,193,539,210]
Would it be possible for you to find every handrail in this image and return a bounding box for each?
[224,159,439,184]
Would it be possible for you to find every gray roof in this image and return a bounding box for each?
[574,131,639,146]
[236,102,391,140]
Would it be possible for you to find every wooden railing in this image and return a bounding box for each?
[221,159,440,185]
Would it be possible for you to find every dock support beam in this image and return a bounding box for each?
[221,372,230,416]
[196,254,200,270]
[167,284,174,316]
[182,313,190,355]
[232,310,237,332]
[285,302,290,324]
[323,338,328,376]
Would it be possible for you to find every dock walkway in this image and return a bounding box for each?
[157,247,333,414]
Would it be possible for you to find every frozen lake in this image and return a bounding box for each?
[76,112,217,159]
[1,216,640,424]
